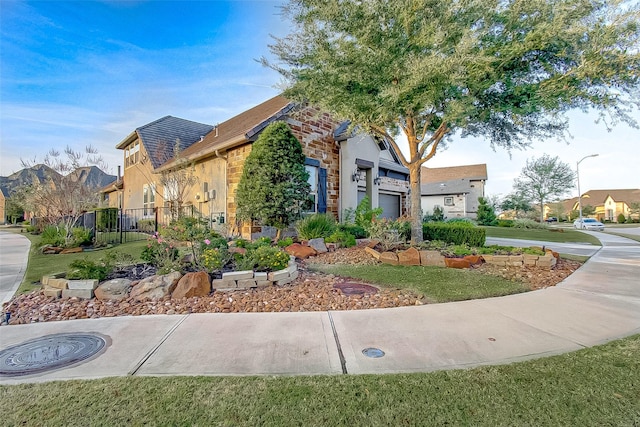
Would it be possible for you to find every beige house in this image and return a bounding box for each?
[111,96,409,237]
[420,164,488,219]
[543,189,640,222]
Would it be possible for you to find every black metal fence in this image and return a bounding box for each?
[32,206,227,245]
[91,206,226,245]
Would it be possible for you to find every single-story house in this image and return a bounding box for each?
[420,164,488,219]
[108,95,410,237]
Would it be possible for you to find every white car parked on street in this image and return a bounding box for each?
[573,218,605,231]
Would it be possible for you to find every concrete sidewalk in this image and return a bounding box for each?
[1,231,639,384]
[0,232,31,306]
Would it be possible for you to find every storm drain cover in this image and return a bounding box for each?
[0,333,109,377]
[362,347,385,358]
[334,282,379,296]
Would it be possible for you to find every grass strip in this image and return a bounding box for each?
[309,263,528,303]
[483,226,601,245]
[1,334,638,426]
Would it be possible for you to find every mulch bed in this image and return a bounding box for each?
[1,245,580,326]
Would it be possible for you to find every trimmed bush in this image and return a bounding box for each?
[325,230,357,248]
[423,222,486,247]
[617,213,627,223]
[444,218,476,227]
[337,223,367,239]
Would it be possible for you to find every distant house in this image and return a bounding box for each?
[420,164,488,219]
[112,95,410,237]
[548,189,640,222]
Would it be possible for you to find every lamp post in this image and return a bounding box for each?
[577,154,599,223]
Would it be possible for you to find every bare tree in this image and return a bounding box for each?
[158,140,198,219]
[21,146,107,246]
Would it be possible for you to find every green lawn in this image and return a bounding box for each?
[483,226,602,245]
[16,232,147,294]
[1,334,638,426]
[309,264,528,303]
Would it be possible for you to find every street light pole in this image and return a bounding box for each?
[577,154,599,223]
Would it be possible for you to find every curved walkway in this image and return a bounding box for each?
[1,230,639,385]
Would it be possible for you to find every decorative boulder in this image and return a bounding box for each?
[308,238,328,254]
[444,258,472,269]
[398,247,421,266]
[130,271,182,301]
[463,255,483,266]
[172,271,211,299]
[284,243,317,259]
[379,251,399,266]
[95,279,133,301]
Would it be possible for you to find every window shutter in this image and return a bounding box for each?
[318,168,327,213]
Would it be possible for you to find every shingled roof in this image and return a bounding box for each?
[579,189,640,205]
[421,164,487,184]
[421,178,474,196]
[156,96,294,171]
[116,116,214,169]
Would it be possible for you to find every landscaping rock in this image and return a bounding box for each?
[308,238,328,254]
[60,247,83,254]
[420,250,445,267]
[444,258,472,269]
[463,255,483,266]
[172,271,211,299]
[284,243,317,259]
[398,247,421,266]
[366,239,381,249]
[42,246,63,254]
[130,271,182,301]
[364,246,381,260]
[379,251,399,266]
[229,247,247,255]
[95,279,133,301]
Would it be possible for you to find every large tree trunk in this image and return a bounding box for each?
[409,163,423,245]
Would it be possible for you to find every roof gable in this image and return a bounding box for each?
[581,189,640,204]
[173,96,294,165]
[117,116,214,169]
[421,164,488,183]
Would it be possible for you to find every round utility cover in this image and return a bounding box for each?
[0,333,109,377]
[362,347,385,358]
[334,282,379,295]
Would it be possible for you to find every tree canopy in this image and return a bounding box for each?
[265,0,640,242]
[236,122,310,238]
[513,154,576,222]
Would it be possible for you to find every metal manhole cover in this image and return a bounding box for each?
[362,347,385,358]
[0,333,109,377]
[334,282,379,296]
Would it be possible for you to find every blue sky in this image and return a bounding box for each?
[1,0,638,197]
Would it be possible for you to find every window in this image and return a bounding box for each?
[143,184,155,216]
[444,196,454,206]
[304,164,318,213]
[125,140,140,168]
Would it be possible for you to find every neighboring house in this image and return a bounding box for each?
[114,95,409,237]
[420,164,488,219]
[549,189,640,222]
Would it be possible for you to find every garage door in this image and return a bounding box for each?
[379,193,400,219]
